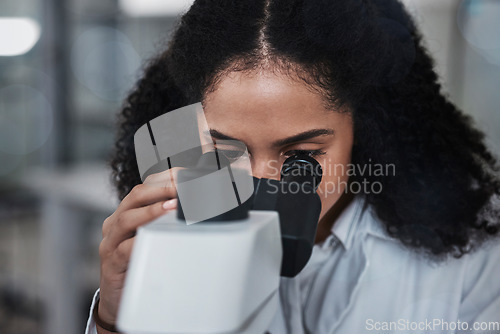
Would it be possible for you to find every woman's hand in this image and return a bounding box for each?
[96,169,180,331]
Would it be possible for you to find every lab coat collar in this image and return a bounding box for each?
[330,195,368,251]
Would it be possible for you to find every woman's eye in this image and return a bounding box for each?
[214,148,246,161]
[283,149,326,158]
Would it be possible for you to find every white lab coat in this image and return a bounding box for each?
[86,196,500,334]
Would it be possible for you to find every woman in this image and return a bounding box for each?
[86,0,500,333]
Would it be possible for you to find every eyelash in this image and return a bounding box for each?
[283,149,326,158]
[216,149,244,160]
[213,148,326,161]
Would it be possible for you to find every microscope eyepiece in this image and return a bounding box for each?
[280,154,323,191]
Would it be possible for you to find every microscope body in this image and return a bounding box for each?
[117,210,281,334]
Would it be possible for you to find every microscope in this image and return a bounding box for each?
[116,103,323,334]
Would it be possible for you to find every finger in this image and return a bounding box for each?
[107,199,177,249]
[108,237,135,273]
[117,182,178,214]
[102,216,113,238]
[103,183,177,239]
[144,167,183,187]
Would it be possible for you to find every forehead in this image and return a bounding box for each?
[202,71,343,131]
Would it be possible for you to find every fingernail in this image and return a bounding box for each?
[162,198,177,210]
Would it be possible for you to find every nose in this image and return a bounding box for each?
[251,156,281,180]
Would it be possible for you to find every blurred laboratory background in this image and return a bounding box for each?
[0,0,499,333]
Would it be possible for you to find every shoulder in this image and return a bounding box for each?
[458,237,500,323]
[354,200,500,284]
[359,200,500,271]
[359,201,500,322]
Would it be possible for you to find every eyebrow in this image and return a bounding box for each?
[207,128,334,147]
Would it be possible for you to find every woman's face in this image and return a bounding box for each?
[202,70,354,229]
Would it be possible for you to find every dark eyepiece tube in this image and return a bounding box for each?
[176,151,323,277]
[276,154,323,277]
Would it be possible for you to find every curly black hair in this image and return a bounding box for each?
[110,0,500,257]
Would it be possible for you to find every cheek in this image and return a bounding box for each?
[316,158,351,206]
[315,138,353,210]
